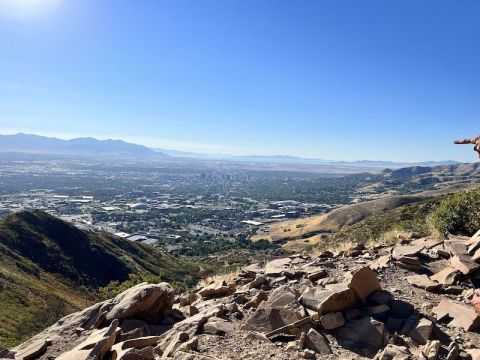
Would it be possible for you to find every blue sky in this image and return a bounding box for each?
[0,0,479,161]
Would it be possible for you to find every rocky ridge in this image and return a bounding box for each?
[3,231,480,360]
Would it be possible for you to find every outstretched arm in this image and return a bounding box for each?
[454,138,475,144]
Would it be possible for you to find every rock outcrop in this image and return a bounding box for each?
[5,233,480,360]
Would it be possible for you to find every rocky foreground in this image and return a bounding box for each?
[3,232,480,360]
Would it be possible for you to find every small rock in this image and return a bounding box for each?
[305,328,332,354]
[409,318,433,345]
[249,275,267,289]
[307,269,328,282]
[301,349,316,359]
[421,340,441,360]
[244,290,268,309]
[446,342,460,360]
[320,312,345,330]
[374,344,411,360]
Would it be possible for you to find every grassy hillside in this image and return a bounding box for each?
[0,211,203,348]
[316,198,441,251]
[252,194,433,244]
[313,187,480,252]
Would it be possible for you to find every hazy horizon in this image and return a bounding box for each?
[0,132,466,164]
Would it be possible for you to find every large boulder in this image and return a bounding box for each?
[347,266,382,303]
[243,286,305,333]
[311,267,382,316]
[315,284,358,315]
[106,283,175,323]
[242,307,304,333]
[257,285,303,312]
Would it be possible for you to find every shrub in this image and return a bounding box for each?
[428,188,480,238]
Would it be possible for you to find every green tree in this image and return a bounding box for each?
[428,188,480,237]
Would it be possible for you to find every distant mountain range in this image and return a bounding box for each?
[0,134,459,167]
[0,133,165,158]
[155,148,458,168]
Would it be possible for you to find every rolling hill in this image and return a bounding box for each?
[0,211,201,348]
[252,162,480,250]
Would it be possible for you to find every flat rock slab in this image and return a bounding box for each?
[444,239,468,256]
[369,254,391,271]
[396,256,430,272]
[14,339,49,360]
[406,275,440,292]
[473,248,480,262]
[392,245,424,259]
[57,319,119,360]
[410,237,442,249]
[264,258,292,277]
[198,282,236,299]
[242,263,263,277]
[432,299,480,331]
[450,254,480,275]
[430,267,459,286]
[468,238,480,255]
[118,336,161,350]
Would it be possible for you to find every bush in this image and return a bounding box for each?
[428,188,480,238]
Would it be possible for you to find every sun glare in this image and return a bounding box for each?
[0,0,60,18]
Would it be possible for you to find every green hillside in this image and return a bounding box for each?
[0,211,202,348]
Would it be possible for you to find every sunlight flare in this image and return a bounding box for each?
[0,0,60,18]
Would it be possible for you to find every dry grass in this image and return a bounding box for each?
[281,234,323,253]
[253,194,429,245]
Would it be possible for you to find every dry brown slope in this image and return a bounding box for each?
[253,186,476,245]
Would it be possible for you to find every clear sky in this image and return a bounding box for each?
[0,0,479,162]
